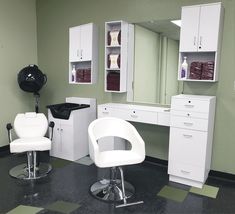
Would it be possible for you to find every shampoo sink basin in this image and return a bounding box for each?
[46,103,90,119]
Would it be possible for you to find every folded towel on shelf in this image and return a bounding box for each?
[76,68,91,82]
[201,61,214,80]
[189,61,203,80]
[107,72,120,91]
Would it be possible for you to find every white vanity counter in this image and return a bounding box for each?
[98,103,170,126]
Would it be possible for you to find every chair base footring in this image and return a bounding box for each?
[90,179,135,202]
[9,163,52,180]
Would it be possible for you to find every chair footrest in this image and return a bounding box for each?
[116,200,144,208]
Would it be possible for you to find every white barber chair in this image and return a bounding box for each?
[7,112,54,180]
[88,117,145,208]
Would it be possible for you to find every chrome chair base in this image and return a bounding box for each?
[90,179,135,202]
[9,163,52,180]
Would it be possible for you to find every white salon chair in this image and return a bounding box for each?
[88,117,145,208]
[7,112,54,180]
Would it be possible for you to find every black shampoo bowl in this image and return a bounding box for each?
[46,103,90,119]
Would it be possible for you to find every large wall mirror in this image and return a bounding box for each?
[127,19,183,105]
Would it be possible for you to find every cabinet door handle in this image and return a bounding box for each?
[183,134,193,138]
[184,104,194,108]
[181,170,191,174]
[80,49,83,59]
[183,122,193,126]
[193,36,196,46]
[199,36,202,46]
[77,49,79,57]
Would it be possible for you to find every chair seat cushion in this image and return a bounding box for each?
[96,150,144,168]
[10,137,51,153]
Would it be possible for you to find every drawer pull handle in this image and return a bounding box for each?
[164,109,170,112]
[102,111,109,114]
[131,114,138,118]
[183,122,193,126]
[181,170,190,174]
[184,104,194,108]
[183,134,192,138]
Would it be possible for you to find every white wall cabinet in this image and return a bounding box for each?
[69,24,92,62]
[168,94,216,188]
[69,23,98,84]
[180,3,221,52]
[105,21,134,92]
[178,2,224,82]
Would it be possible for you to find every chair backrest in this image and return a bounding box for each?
[88,117,145,163]
[14,112,48,138]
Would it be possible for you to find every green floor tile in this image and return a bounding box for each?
[45,200,80,214]
[157,185,188,202]
[6,205,43,214]
[75,156,93,166]
[189,184,219,198]
[51,158,72,169]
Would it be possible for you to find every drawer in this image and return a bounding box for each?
[171,110,208,119]
[168,162,205,182]
[170,115,208,131]
[171,98,210,113]
[168,127,207,167]
[98,106,128,120]
[127,109,158,125]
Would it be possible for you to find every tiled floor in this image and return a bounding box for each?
[1,152,235,214]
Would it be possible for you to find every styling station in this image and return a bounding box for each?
[3,1,235,214]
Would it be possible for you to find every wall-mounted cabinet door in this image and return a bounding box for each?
[179,6,200,52]
[69,26,81,62]
[80,24,92,61]
[199,4,221,52]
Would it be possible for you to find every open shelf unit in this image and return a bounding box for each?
[105,20,134,92]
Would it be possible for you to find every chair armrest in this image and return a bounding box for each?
[49,121,55,141]
[6,123,13,143]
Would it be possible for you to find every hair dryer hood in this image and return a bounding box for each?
[18,65,47,93]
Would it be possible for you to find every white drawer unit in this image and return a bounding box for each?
[168,94,216,188]
[98,103,170,126]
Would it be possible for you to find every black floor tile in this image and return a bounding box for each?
[1,153,235,214]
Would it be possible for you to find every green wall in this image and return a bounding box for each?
[36,0,235,174]
[0,0,37,147]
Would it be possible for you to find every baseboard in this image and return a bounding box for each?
[145,156,168,167]
[0,145,10,156]
[145,156,235,181]
[209,170,235,181]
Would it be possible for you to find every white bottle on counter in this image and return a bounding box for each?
[71,65,76,82]
[181,56,188,79]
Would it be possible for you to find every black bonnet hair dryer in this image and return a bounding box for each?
[17,64,47,113]
[17,64,47,94]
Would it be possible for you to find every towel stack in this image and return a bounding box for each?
[189,61,214,80]
[189,62,203,80]
[107,72,120,91]
[201,61,214,80]
[76,68,91,83]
